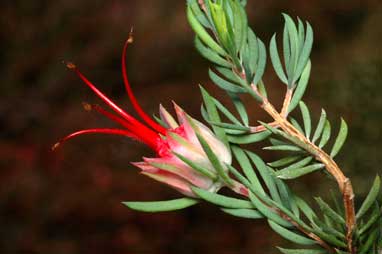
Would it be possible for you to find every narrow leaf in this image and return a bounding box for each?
[252,38,267,86]
[228,130,271,144]
[270,34,288,84]
[268,155,302,167]
[268,220,316,245]
[277,247,325,254]
[356,175,381,219]
[212,97,242,125]
[221,208,263,219]
[276,163,324,180]
[318,120,331,148]
[195,37,231,67]
[209,69,247,93]
[299,101,311,138]
[174,152,217,179]
[330,118,348,158]
[192,187,253,209]
[264,145,303,152]
[315,197,346,226]
[227,92,249,126]
[293,22,313,83]
[312,109,327,143]
[200,86,228,145]
[288,60,311,113]
[246,151,282,204]
[123,198,198,212]
[232,146,266,195]
[249,192,292,228]
[187,6,226,55]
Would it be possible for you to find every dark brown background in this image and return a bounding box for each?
[1,0,381,253]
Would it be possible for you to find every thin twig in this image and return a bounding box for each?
[256,90,356,253]
[280,88,293,118]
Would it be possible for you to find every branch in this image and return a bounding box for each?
[258,94,356,254]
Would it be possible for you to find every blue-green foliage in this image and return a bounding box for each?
[127,1,382,254]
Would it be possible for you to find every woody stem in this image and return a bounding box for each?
[258,92,356,254]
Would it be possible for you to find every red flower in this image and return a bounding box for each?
[54,36,232,197]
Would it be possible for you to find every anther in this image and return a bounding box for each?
[51,142,60,151]
[82,102,92,112]
[127,27,134,44]
[65,61,76,69]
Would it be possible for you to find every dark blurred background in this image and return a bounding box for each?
[1,0,381,253]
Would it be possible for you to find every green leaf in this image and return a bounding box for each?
[293,22,313,83]
[288,61,311,113]
[212,97,242,125]
[299,101,311,138]
[240,0,247,7]
[315,197,346,226]
[359,204,382,235]
[228,130,271,144]
[252,38,267,86]
[273,176,292,210]
[216,66,243,84]
[273,176,299,215]
[200,86,228,145]
[226,164,252,189]
[187,6,226,55]
[263,145,303,152]
[276,163,324,180]
[283,14,299,87]
[310,223,347,248]
[297,18,305,51]
[261,121,316,155]
[209,69,247,93]
[227,92,249,126]
[249,192,292,228]
[232,146,266,195]
[277,247,325,254]
[270,138,288,146]
[188,0,211,28]
[283,25,291,76]
[231,0,247,52]
[312,216,345,240]
[246,151,282,204]
[210,1,236,56]
[268,220,316,245]
[290,117,304,134]
[192,187,253,208]
[356,175,381,219]
[209,121,249,131]
[270,34,288,84]
[279,156,313,172]
[268,155,302,167]
[193,123,233,185]
[258,80,268,98]
[195,37,231,67]
[123,198,198,212]
[221,208,264,219]
[173,152,217,180]
[318,120,331,148]
[312,109,327,143]
[330,118,348,158]
[359,227,379,254]
[243,28,259,78]
[295,196,317,222]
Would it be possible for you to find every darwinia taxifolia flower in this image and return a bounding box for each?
[54,37,232,197]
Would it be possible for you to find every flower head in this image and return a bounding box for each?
[54,35,231,197]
